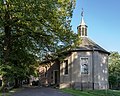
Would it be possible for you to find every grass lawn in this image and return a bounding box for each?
[61,88,120,96]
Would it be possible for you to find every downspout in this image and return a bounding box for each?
[70,52,73,88]
[81,71,83,90]
[92,48,95,90]
[107,54,109,89]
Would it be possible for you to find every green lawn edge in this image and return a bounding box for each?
[61,88,120,96]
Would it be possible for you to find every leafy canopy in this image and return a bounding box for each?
[0,0,78,79]
[108,52,120,88]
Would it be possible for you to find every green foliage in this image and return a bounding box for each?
[0,0,78,87]
[0,0,78,60]
[109,52,120,89]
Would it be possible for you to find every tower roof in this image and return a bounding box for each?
[77,9,88,37]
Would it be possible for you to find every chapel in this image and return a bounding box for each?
[37,11,110,90]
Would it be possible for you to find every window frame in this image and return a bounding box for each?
[63,60,69,75]
[80,57,89,74]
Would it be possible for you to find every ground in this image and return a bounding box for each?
[1,86,120,96]
[11,87,73,96]
[61,88,120,96]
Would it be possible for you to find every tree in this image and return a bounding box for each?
[108,52,120,89]
[0,0,78,89]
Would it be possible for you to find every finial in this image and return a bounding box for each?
[78,8,88,37]
[80,8,86,25]
[81,8,84,17]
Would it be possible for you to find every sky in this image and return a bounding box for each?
[71,0,120,53]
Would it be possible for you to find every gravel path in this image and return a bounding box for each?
[11,87,73,96]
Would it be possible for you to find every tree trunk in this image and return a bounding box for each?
[2,3,12,91]
[1,76,8,92]
[19,79,23,87]
[14,78,19,88]
[3,6,11,64]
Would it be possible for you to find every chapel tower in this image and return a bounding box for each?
[77,9,88,37]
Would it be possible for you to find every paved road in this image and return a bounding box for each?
[11,87,73,96]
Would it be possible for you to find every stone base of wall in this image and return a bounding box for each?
[59,83,70,89]
[60,82,108,90]
[74,82,93,90]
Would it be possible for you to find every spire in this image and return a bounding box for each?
[77,8,88,37]
[80,8,86,25]
[80,17,86,25]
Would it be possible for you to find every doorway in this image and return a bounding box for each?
[53,70,59,84]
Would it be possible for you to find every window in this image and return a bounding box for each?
[79,28,81,36]
[45,72,47,77]
[82,28,84,36]
[51,71,53,79]
[80,57,88,74]
[64,60,68,75]
[85,28,87,36]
